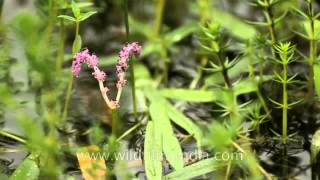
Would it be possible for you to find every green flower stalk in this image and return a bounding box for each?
[271,43,300,144]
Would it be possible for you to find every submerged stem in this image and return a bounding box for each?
[282,62,288,144]
[111,109,120,136]
[62,21,80,123]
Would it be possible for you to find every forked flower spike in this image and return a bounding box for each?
[71,42,141,109]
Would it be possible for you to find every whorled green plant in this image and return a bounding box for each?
[269,42,301,144]
[199,22,235,89]
[293,0,320,98]
[248,0,286,58]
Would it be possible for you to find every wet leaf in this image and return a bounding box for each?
[57,15,76,22]
[160,89,219,102]
[233,79,257,96]
[71,1,81,19]
[166,102,202,148]
[10,155,39,180]
[164,23,198,45]
[150,100,184,170]
[163,158,218,180]
[314,62,320,97]
[311,129,320,163]
[144,121,162,180]
[72,35,82,54]
[212,9,257,40]
[79,11,97,22]
[163,135,184,170]
[303,20,320,40]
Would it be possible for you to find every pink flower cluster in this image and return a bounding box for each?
[71,49,100,78]
[116,42,141,88]
[71,42,141,109]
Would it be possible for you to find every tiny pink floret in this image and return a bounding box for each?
[71,42,141,109]
[92,67,106,81]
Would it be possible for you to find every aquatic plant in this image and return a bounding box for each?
[1,0,320,179]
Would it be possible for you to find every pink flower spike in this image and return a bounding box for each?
[92,67,106,81]
[74,49,90,63]
[116,79,127,89]
[130,42,142,57]
[87,54,98,68]
[71,49,91,77]
[71,61,82,77]
[117,42,142,70]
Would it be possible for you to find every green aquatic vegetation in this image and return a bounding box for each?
[311,129,320,163]
[270,43,301,144]
[293,0,320,97]
[2,0,320,179]
[248,0,283,57]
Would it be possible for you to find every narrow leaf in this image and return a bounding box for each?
[233,79,257,96]
[164,158,218,180]
[150,101,184,170]
[163,135,184,170]
[72,35,82,54]
[314,62,320,97]
[164,23,198,45]
[311,129,320,163]
[144,121,162,180]
[166,102,202,147]
[57,15,76,22]
[71,1,81,19]
[212,9,257,40]
[79,11,97,22]
[160,89,218,102]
